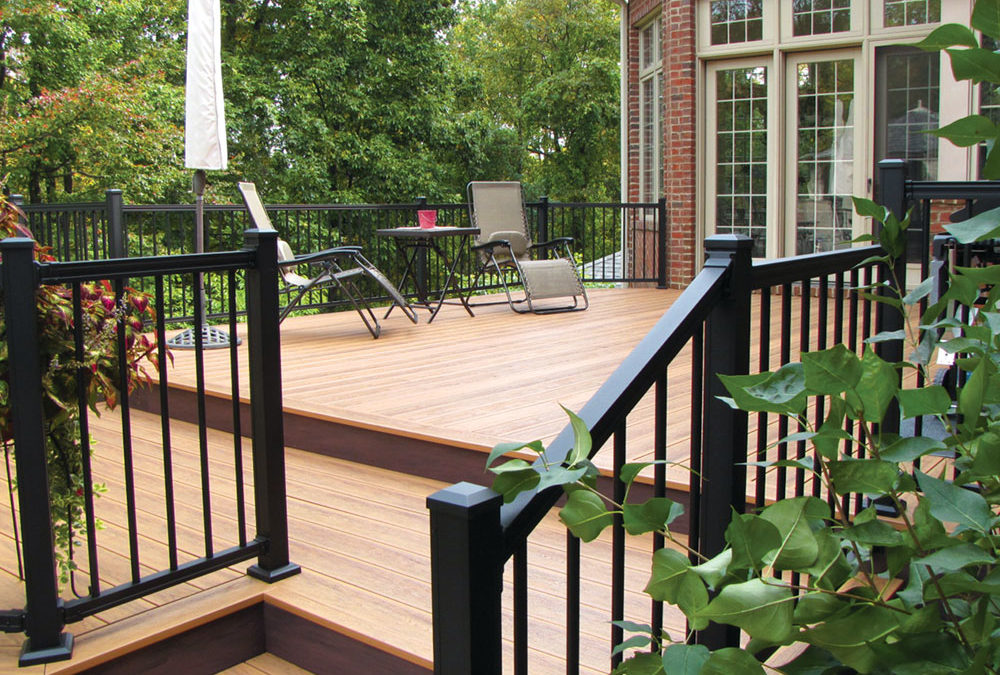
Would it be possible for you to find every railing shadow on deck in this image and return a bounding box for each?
[425,160,998,673]
[0,229,299,666]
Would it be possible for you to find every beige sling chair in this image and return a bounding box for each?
[239,182,417,338]
[466,181,588,314]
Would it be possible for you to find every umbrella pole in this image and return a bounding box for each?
[167,170,238,349]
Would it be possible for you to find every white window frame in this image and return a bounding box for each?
[639,17,663,202]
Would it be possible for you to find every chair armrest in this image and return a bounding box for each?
[282,246,361,267]
[530,237,574,251]
[472,239,511,252]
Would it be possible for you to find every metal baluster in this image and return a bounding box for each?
[756,290,770,510]
[229,269,247,546]
[192,277,214,556]
[651,372,666,639]
[155,275,179,570]
[815,275,828,498]
[72,283,100,595]
[611,423,626,671]
[115,280,141,582]
[567,531,580,675]
[514,540,528,675]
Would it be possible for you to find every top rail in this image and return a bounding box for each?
[498,245,732,553]
[751,244,884,289]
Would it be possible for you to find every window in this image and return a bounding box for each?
[713,66,769,256]
[883,0,940,27]
[710,0,764,45]
[793,57,857,254]
[640,18,663,201]
[874,46,940,182]
[792,0,852,37]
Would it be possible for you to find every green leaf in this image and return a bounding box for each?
[623,497,683,535]
[777,646,846,675]
[800,605,901,672]
[805,530,853,590]
[792,592,847,624]
[879,436,946,463]
[535,465,588,493]
[621,462,654,486]
[869,632,968,674]
[559,489,614,541]
[719,370,807,415]
[611,634,653,656]
[841,519,905,546]
[695,578,794,643]
[644,548,709,624]
[915,470,994,533]
[917,542,995,573]
[828,459,898,496]
[865,329,907,343]
[486,440,543,468]
[701,648,766,675]
[973,0,1000,40]
[853,196,889,222]
[958,359,990,433]
[746,363,808,403]
[902,276,936,306]
[661,644,709,675]
[561,405,592,466]
[946,46,1000,84]
[928,115,999,147]
[945,205,1000,243]
[846,347,898,423]
[914,23,979,50]
[491,465,539,502]
[898,386,953,418]
[612,651,663,675]
[725,513,782,570]
[691,549,733,589]
[760,497,829,570]
[802,345,862,394]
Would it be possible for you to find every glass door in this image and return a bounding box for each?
[785,50,865,255]
[705,60,773,257]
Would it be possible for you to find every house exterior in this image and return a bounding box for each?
[622,0,982,286]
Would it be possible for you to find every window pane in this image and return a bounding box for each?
[883,0,940,27]
[715,67,768,256]
[710,0,764,45]
[792,0,852,36]
[796,59,855,255]
[879,48,939,181]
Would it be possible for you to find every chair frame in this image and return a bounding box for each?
[239,182,417,338]
[466,181,588,314]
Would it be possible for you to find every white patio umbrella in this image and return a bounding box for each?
[169,0,234,348]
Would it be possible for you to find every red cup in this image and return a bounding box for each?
[418,210,437,229]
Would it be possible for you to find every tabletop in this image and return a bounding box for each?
[375,226,480,239]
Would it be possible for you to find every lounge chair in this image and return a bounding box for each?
[466,181,588,314]
[238,182,417,338]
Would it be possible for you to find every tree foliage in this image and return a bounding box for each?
[0,0,620,205]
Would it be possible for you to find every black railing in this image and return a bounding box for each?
[426,161,961,673]
[0,229,299,666]
[17,195,667,324]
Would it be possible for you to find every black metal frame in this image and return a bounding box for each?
[0,229,299,665]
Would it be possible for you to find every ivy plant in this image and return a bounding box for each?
[0,193,161,584]
[485,3,1000,671]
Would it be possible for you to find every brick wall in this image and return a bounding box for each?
[625,0,697,288]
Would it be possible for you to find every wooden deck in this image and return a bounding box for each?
[152,287,691,484]
[0,286,892,672]
[0,408,682,674]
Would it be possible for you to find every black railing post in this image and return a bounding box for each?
[657,197,669,288]
[876,159,907,437]
[1,238,74,666]
[106,189,125,259]
[243,228,300,582]
[696,234,753,650]
[10,195,26,224]
[427,482,504,675]
[537,195,550,247]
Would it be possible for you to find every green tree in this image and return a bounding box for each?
[450,0,621,201]
[0,0,189,203]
